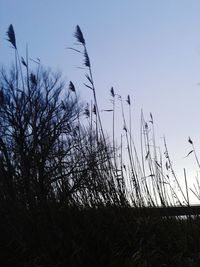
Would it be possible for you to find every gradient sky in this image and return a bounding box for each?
[2,0,200,198]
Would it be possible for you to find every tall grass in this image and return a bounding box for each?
[70,25,196,208]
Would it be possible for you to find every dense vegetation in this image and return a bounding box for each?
[1,24,200,266]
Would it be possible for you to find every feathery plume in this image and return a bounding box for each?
[92,105,96,115]
[69,81,76,92]
[74,25,85,45]
[110,87,114,97]
[30,73,37,85]
[7,24,16,49]
[188,137,193,145]
[126,95,130,105]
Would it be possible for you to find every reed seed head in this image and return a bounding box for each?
[7,24,17,49]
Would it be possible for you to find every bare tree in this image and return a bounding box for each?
[0,65,81,209]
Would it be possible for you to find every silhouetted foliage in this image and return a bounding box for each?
[0,66,81,208]
[2,24,200,267]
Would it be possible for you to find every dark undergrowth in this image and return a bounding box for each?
[1,203,200,267]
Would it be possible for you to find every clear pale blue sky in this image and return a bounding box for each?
[1,0,200,187]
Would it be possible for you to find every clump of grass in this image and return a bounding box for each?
[70,25,195,208]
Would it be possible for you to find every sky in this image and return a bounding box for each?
[2,0,200,201]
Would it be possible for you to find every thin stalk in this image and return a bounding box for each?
[164,137,187,204]
[184,168,190,206]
